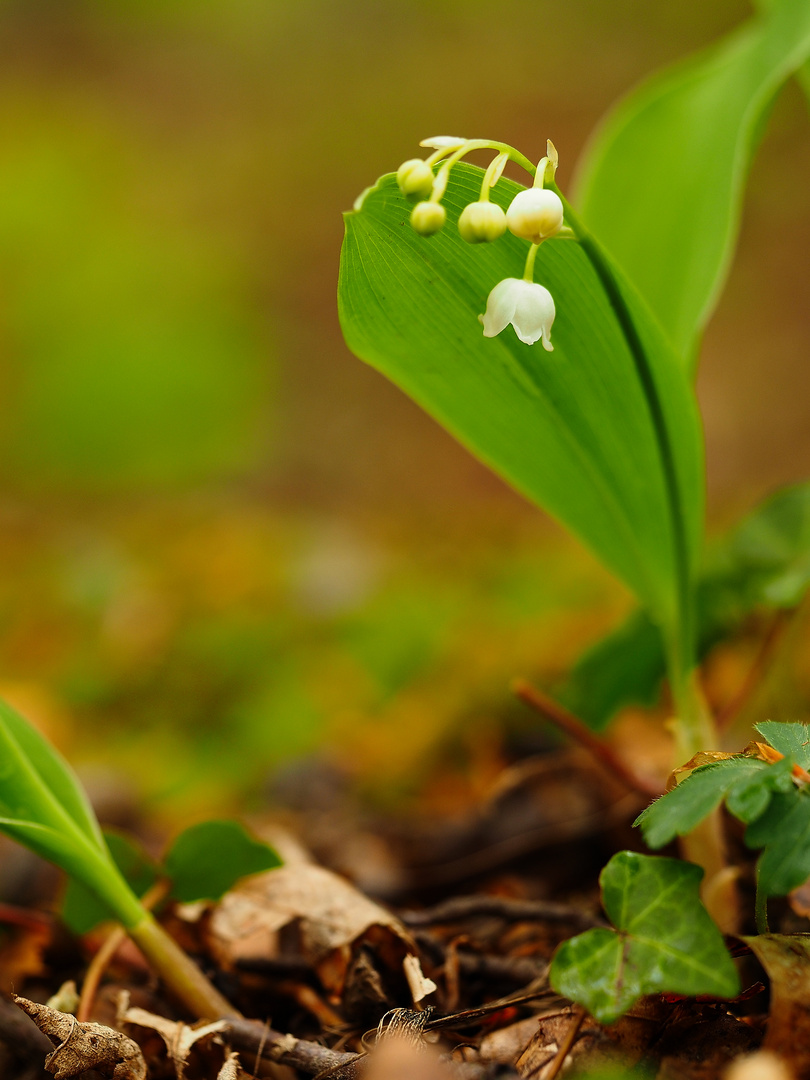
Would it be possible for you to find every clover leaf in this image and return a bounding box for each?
[549,852,739,1023]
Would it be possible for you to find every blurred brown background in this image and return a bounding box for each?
[0,0,806,822]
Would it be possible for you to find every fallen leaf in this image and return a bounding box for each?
[209,863,428,1001]
[743,934,810,1077]
[12,995,146,1080]
[478,1015,540,1064]
[122,1002,228,1080]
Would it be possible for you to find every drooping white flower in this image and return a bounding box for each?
[479,278,555,350]
[506,188,564,243]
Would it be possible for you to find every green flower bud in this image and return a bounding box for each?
[506,188,564,243]
[396,158,435,199]
[410,201,446,236]
[458,201,507,244]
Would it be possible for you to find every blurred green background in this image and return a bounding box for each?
[0,0,808,823]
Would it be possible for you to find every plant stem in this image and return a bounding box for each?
[755,871,770,935]
[128,912,241,1019]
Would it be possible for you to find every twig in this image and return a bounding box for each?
[226,1020,362,1079]
[543,1006,585,1080]
[401,894,604,930]
[407,792,641,886]
[512,678,661,796]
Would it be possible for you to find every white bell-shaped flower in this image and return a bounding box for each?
[506,188,564,243]
[479,278,555,350]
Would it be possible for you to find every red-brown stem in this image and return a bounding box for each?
[512,678,661,797]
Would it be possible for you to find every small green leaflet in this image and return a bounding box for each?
[339,164,703,636]
[756,720,810,765]
[549,852,739,1023]
[164,820,281,903]
[745,791,810,899]
[576,0,810,366]
[635,756,794,849]
[635,721,810,902]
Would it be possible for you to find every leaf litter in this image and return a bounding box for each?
[3,729,810,1080]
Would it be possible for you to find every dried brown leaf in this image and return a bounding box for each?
[12,995,146,1080]
[209,864,427,1000]
[743,934,810,1077]
[122,1003,227,1079]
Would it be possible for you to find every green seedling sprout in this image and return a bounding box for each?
[0,697,279,1019]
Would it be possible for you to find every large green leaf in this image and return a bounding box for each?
[339,165,704,635]
[549,852,739,1023]
[575,0,810,365]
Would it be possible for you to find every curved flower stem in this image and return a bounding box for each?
[479,152,510,202]
[523,243,541,282]
[430,140,535,202]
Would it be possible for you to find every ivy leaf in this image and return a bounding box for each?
[576,0,810,365]
[164,820,281,904]
[549,852,739,1024]
[339,164,703,635]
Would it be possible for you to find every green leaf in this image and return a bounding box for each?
[0,697,101,845]
[560,483,810,730]
[339,165,703,636]
[635,758,770,848]
[575,0,810,364]
[745,791,810,898]
[725,484,810,608]
[549,852,739,1023]
[164,820,282,903]
[62,831,159,935]
[0,697,145,929]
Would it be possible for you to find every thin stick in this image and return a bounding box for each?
[512,678,661,796]
[543,1006,585,1080]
